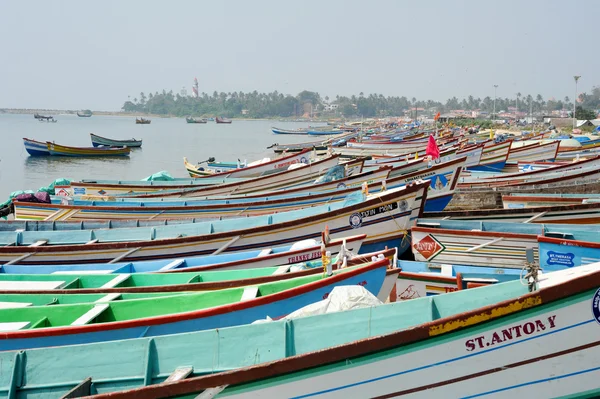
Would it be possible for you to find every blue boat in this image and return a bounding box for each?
[22,138,50,156]
[307,129,345,136]
[538,231,600,269]
[271,127,309,135]
[0,260,390,351]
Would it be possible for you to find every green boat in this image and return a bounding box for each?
[0,260,390,351]
[0,262,596,398]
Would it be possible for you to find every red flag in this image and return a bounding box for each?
[426,135,440,160]
[434,112,441,121]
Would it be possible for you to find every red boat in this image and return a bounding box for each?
[215,116,232,124]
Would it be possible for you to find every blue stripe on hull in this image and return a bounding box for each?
[466,160,507,172]
[423,193,454,212]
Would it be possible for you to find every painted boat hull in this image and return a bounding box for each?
[46,142,131,157]
[90,134,142,148]
[22,138,50,156]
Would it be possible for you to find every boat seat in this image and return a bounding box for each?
[100,274,130,288]
[0,322,31,331]
[257,248,272,257]
[0,281,67,291]
[94,293,122,303]
[29,240,48,247]
[158,259,185,271]
[71,304,109,326]
[0,301,33,309]
[272,265,291,275]
[240,286,259,301]
[165,367,194,382]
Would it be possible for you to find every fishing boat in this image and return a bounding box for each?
[33,113,53,120]
[464,140,511,172]
[183,148,313,178]
[537,231,600,269]
[60,155,346,197]
[505,140,559,164]
[40,263,600,398]
[307,128,345,136]
[0,182,429,264]
[38,117,57,123]
[186,117,207,124]
[90,133,142,148]
[0,260,391,351]
[46,142,131,157]
[271,127,309,135]
[502,193,600,209]
[77,111,92,117]
[22,138,50,156]
[135,118,151,124]
[215,116,232,124]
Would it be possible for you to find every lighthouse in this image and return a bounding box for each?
[192,78,199,98]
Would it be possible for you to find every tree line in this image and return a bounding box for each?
[122,87,600,119]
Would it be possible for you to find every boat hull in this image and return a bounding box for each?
[23,138,50,156]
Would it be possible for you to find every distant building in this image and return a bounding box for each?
[241,109,249,115]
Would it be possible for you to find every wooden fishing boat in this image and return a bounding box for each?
[505,140,559,164]
[307,128,344,135]
[22,138,50,156]
[77,111,92,117]
[90,133,142,148]
[135,118,151,124]
[271,127,309,135]
[48,263,600,399]
[33,113,53,120]
[37,117,57,123]
[464,140,511,172]
[183,148,314,178]
[502,193,600,209]
[411,218,600,269]
[0,260,391,351]
[13,168,393,221]
[185,117,207,124]
[0,234,366,274]
[0,248,396,296]
[60,155,347,197]
[271,131,359,153]
[215,116,232,124]
[46,142,131,157]
[0,182,430,264]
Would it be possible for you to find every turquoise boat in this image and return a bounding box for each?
[1,263,597,398]
[0,260,391,351]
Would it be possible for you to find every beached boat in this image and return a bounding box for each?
[183,148,314,178]
[464,140,511,172]
[0,260,391,351]
[186,117,207,124]
[22,138,50,156]
[215,117,232,124]
[0,234,365,274]
[505,140,559,164]
[0,182,429,264]
[47,263,600,399]
[60,155,346,197]
[90,133,142,148]
[271,127,309,135]
[0,248,396,296]
[135,118,151,124]
[46,142,131,157]
[502,193,600,209]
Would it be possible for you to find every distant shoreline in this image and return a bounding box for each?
[0,109,329,122]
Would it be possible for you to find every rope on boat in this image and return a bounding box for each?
[520,249,540,292]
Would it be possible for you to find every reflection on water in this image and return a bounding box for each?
[0,114,325,200]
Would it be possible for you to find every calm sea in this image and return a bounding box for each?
[0,114,324,202]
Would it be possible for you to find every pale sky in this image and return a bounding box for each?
[0,0,597,110]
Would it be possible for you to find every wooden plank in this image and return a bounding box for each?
[85,238,99,245]
[43,209,63,221]
[71,304,109,326]
[108,247,142,264]
[165,367,193,382]
[60,377,92,399]
[240,286,258,301]
[523,211,548,224]
[211,236,241,255]
[272,265,291,275]
[28,240,48,247]
[0,322,31,331]
[195,386,228,398]
[0,302,32,309]
[257,248,272,257]
[148,210,165,220]
[465,237,504,253]
[100,274,130,288]
[158,258,185,271]
[0,281,67,291]
[5,253,34,266]
[94,293,122,303]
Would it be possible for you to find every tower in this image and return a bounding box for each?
[192,78,199,98]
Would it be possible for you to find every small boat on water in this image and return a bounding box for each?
[186,117,207,124]
[38,117,57,123]
[90,133,142,148]
[77,111,92,117]
[33,113,53,120]
[135,118,151,124]
[46,142,131,157]
[215,116,232,124]
[32,263,600,398]
[22,138,50,156]
[271,126,309,135]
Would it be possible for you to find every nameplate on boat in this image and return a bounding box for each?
[413,234,445,260]
[349,201,403,229]
[593,288,600,325]
[545,251,575,268]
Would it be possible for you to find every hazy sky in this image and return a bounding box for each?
[1,0,597,110]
